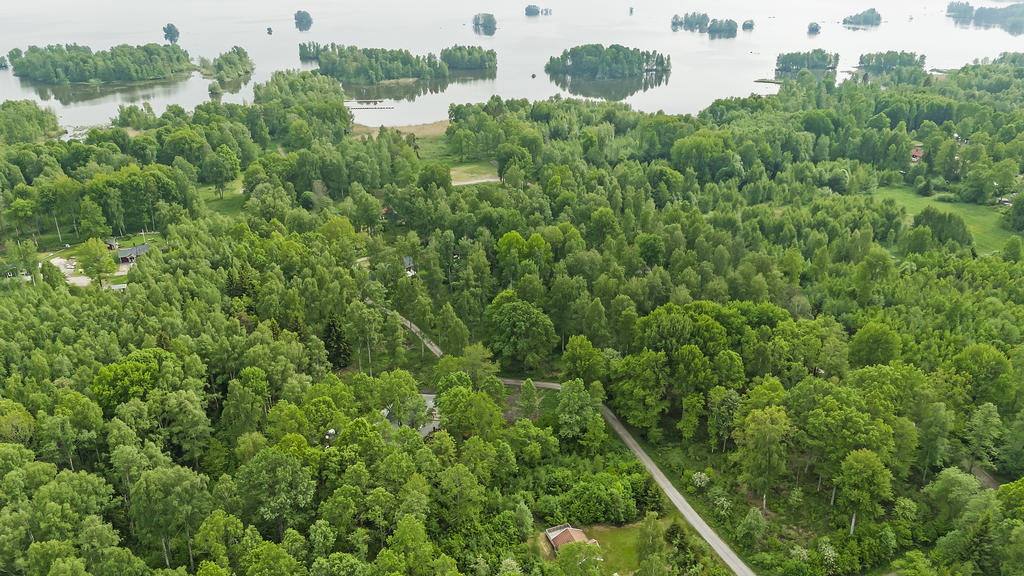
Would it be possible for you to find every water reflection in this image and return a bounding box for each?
[547,71,669,101]
[20,73,195,106]
[344,70,496,103]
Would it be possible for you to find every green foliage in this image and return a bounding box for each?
[545,44,670,79]
[776,49,840,73]
[200,46,254,84]
[294,10,313,32]
[843,8,882,26]
[299,43,449,84]
[7,43,193,84]
[163,23,180,44]
[472,13,497,36]
[948,2,1024,35]
[439,46,497,70]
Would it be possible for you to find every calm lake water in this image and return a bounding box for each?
[1,0,1022,130]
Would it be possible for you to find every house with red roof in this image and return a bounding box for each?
[545,524,600,553]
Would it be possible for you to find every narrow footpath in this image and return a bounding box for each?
[383,304,756,576]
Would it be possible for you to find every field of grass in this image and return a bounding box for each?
[416,135,499,184]
[874,186,1019,254]
[200,178,246,217]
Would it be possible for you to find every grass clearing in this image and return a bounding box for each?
[417,135,499,184]
[200,178,246,217]
[533,515,682,575]
[874,186,1019,254]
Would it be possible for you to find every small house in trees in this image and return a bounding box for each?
[104,239,119,251]
[403,256,417,277]
[117,244,150,264]
[910,147,924,162]
[545,524,599,553]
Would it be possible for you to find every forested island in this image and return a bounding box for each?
[672,13,741,38]
[6,43,193,84]
[439,46,497,71]
[808,21,822,35]
[843,8,882,27]
[472,13,497,36]
[776,49,840,74]
[294,10,313,32]
[200,46,254,85]
[299,43,451,84]
[858,51,925,72]
[545,44,670,80]
[947,2,1024,35]
[672,12,711,32]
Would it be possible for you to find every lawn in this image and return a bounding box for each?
[416,135,499,184]
[535,515,682,575]
[874,186,1019,254]
[39,231,163,263]
[200,178,246,217]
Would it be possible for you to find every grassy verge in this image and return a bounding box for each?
[874,186,1019,254]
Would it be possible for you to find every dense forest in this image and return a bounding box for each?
[299,43,450,85]
[544,45,670,80]
[843,9,882,27]
[6,43,193,84]
[200,47,254,85]
[4,34,1024,576]
[947,2,1024,36]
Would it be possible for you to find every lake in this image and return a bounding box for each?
[1,0,1022,130]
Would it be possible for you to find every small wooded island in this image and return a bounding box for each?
[294,10,313,32]
[6,43,192,84]
[299,43,495,85]
[947,1,1024,35]
[776,49,840,74]
[473,13,497,35]
[200,46,254,85]
[843,8,882,27]
[544,44,670,80]
[672,13,742,38]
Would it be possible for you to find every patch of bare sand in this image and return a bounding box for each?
[350,120,450,139]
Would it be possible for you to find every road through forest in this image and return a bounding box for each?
[380,303,756,576]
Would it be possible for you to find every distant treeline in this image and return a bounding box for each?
[672,13,741,38]
[7,43,193,84]
[544,44,670,80]
[858,51,926,72]
[439,45,497,70]
[776,49,840,73]
[473,13,497,35]
[843,8,882,26]
[947,2,1024,35]
[300,43,450,84]
[200,46,254,84]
